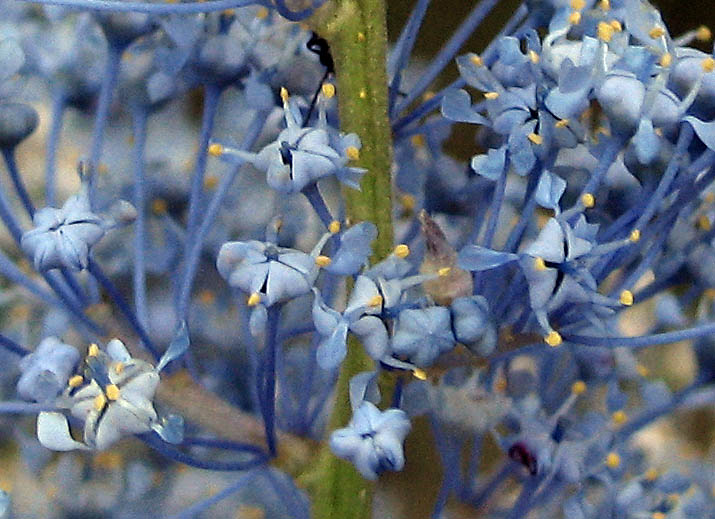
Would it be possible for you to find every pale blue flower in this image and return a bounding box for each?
[17,336,80,403]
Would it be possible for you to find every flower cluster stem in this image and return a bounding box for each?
[309,0,394,517]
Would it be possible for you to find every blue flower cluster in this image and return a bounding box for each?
[0,0,713,517]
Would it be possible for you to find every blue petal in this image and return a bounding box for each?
[471,146,506,181]
[535,170,567,211]
[685,116,715,150]
[441,89,490,125]
[316,321,349,370]
[458,245,517,271]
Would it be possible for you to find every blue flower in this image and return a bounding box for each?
[330,401,411,480]
[17,337,80,403]
[21,186,109,272]
[391,306,455,367]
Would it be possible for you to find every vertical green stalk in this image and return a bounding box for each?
[309,1,393,518]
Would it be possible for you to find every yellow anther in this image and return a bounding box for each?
[68,375,84,388]
[98,163,109,175]
[152,198,168,215]
[610,20,622,31]
[528,133,543,145]
[470,54,484,67]
[659,52,672,68]
[598,21,615,42]
[534,257,547,271]
[555,118,570,128]
[114,362,125,374]
[367,294,383,308]
[651,512,666,519]
[706,192,715,203]
[611,410,627,425]
[596,126,611,137]
[619,290,634,306]
[247,292,261,307]
[544,330,562,347]
[222,8,235,15]
[400,194,416,211]
[105,384,121,401]
[568,11,582,25]
[571,380,587,395]
[321,83,335,98]
[667,493,680,504]
[636,364,649,377]
[88,343,99,357]
[484,91,500,100]
[208,143,224,157]
[204,176,219,190]
[329,220,341,234]
[570,0,585,10]
[698,214,712,230]
[528,50,540,64]
[410,134,425,148]
[654,127,663,137]
[359,89,367,99]
[394,244,410,258]
[581,193,595,208]
[357,32,366,42]
[93,451,123,470]
[703,57,715,73]
[256,6,269,18]
[346,146,360,161]
[94,393,107,412]
[629,229,641,243]
[606,452,621,468]
[696,25,712,42]
[645,468,659,481]
[649,26,666,39]
[280,87,289,103]
[315,255,332,268]
[438,267,452,277]
[195,290,214,306]
[599,0,610,10]
[423,91,436,101]
[412,368,427,381]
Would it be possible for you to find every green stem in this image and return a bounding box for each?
[308,0,394,518]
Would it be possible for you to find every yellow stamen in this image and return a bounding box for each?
[544,330,562,347]
[528,133,543,145]
[329,220,341,234]
[702,57,715,73]
[410,134,425,148]
[619,290,634,306]
[315,255,332,268]
[359,89,367,99]
[68,375,84,388]
[88,344,99,357]
[247,292,261,307]
[597,21,615,42]
[599,0,610,10]
[94,393,107,412]
[528,50,540,64]
[610,20,622,31]
[571,380,587,395]
[581,193,595,208]
[629,229,641,243]
[698,214,711,230]
[256,6,269,19]
[204,176,218,190]
[394,244,410,258]
[346,146,360,161]
[706,192,715,203]
[280,87,289,103]
[696,25,712,42]
[413,368,427,381]
[470,54,484,67]
[367,295,383,308]
[105,384,120,401]
[611,410,627,425]
[321,83,335,98]
[438,267,452,277]
[357,32,366,42]
[555,118,570,128]
[534,257,547,271]
[645,468,658,481]
[208,143,224,157]
[636,364,649,377]
[659,52,672,68]
[423,91,435,102]
[401,194,416,211]
[484,91,500,100]
[114,362,125,374]
[649,26,666,39]
[570,0,585,10]
[152,198,168,215]
[606,452,621,468]
[198,290,215,305]
[651,512,666,519]
[568,11,582,25]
